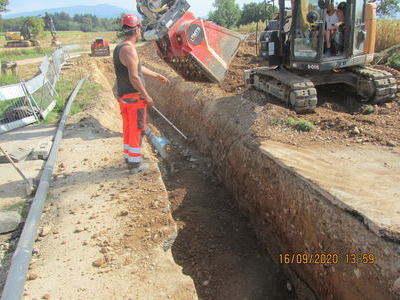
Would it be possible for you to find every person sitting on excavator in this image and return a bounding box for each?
[113,14,169,173]
[324,3,344,55]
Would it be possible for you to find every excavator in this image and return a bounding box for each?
[5,20,40,47]
[44,13,61,46]
[137,0,397,113]
[136,0,246,82]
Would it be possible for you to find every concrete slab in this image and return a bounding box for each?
[0,160,44,210]
[32,141,53,160]
[0,146,31,163]
[0,125,56,160]
[0,211,21,233]
[260,141,400,239]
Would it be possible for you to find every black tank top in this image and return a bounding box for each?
[113,43,145,97]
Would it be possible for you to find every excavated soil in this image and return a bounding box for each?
[21,55,294,299]
[15,37,400,298]
[136,36,400,149]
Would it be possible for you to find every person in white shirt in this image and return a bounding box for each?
[324,4,344,53]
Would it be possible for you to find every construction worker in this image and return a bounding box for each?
[114,14,169,173]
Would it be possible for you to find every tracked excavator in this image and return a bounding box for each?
[137,0,396,113]
[246,0,397,112]
[5,19,40,47]
[44,13,61,46]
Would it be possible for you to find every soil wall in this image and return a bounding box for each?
[147,76,400,300]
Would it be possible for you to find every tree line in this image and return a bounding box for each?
[1,13,119,33]
[1,0,399,33]
[208,0,400,29]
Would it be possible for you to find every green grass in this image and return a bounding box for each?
[360,104,375,115]
[0,74,19,85]
[3,200,26,216]
[0,47,53,61]
[271,117,315,132]
[42,78,102,124]
[387,51,400,70]
[286,117,315,132]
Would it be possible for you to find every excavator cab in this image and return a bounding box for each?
[247,0,396,112]
[260,0,374,69]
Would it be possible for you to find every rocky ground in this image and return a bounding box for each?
[2,34,400,299]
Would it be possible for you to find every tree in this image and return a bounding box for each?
[80,16,93,32]
[0,0,8,12]
[377,0,400,17]
[26,17,44,37]
[208,0,241,28]
[239,2,276,25]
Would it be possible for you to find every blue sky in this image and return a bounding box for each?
[3,0,261,17]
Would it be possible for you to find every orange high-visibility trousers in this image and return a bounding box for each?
[118,93,147,164]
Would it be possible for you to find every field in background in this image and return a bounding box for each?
[0,31,118,49]
[0,47,53,61]
[376,19,400,52]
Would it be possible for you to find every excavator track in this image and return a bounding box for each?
[348,66,397,103]
[245,67,318,113]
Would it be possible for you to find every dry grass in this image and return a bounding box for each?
[235,21,267,33]
[376,19,400,52]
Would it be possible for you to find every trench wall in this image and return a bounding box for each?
[147,77,400,300]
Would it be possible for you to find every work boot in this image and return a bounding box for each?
[130,163,150,174]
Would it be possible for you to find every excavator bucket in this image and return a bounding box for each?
[155,12,247,83]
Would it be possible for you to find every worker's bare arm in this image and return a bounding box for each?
[142,66,170,83]
[120,45,153,105]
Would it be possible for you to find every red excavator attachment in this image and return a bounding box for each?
[154,12,246,83]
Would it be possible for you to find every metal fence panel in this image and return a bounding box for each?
[0,46,75,134]
[0,83,26,101]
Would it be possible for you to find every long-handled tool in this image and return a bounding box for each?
[152,106,188,140]
[0,145,36,196]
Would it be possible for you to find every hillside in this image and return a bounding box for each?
[3,4,138,19]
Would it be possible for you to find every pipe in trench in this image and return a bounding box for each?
[1,76,88,300]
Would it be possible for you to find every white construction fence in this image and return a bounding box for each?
[0,45,79,134]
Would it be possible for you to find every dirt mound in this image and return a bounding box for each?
[138,41,400,149]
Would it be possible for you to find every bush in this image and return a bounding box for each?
[360,104,375,115]
[286,117,314,132]
[387,51,400,70]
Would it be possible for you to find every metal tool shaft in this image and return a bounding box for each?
[0,145,30,185]
[152,106,188,140]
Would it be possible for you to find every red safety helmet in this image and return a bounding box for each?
[121,14,140,28]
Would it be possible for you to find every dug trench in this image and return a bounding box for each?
[21,56,295,299]
[134,39,400,299]
[23,39,400,298]
[89,57,298,298]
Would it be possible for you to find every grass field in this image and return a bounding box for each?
[376,19,400,52]
[43,77,102,124]
[0,31,118,61]
[0,31,119,49]
[0,47,53,61]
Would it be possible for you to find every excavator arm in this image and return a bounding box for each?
[136,0,246,83]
